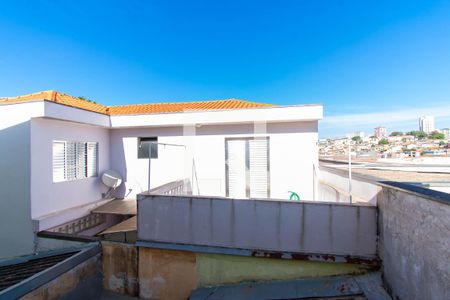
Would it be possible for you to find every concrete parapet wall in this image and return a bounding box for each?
[378,185,450,300]
[102,243,374,300]
[102,242,138,296]
[20,255,100,300]
[137,195,377,258]
[138,247,197,300]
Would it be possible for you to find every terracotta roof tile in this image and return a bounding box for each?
[107,99,273,115]
[0,90,108,114]
[0,90,274,116]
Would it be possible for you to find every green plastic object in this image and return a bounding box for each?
[289,191,300,201]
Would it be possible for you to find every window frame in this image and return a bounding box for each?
[224,136,270,198]
[52,140,98,183]
[137,137,158,159]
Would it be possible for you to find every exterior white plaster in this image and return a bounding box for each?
[30,118,110,221]
[110,121,319,200]
[0,100,322,257]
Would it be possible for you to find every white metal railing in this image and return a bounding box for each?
[147,179,192,195]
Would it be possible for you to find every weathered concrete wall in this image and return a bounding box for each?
[378,186,450,300]
[196,253,372,287]
[102,242,139,296]
[138,195,377,258]
[139,247,197,300]
[102,242,376,299]
[20,255,100,300]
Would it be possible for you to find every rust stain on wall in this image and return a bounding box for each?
[138,247,197,300]
[102,242,138,297]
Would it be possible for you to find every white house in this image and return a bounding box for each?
[0,90,322,258]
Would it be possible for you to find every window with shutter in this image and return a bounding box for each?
[53,141,98,182]
[249,138,269,198]
[76,142,87,179]
[226,140,247,198]
[66,141,77,181]
[53,141,66,182]
[226,137,270,198]
[87,142,98,177]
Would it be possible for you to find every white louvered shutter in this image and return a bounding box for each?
[53,141,66,182]
[87,142,98,177]
[76,142,87,179]
[65,142,77,180]
[249,138,269,198]
[227,140,247,198]
[53,140,98,182]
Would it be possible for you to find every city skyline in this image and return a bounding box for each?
[321,107,450,138]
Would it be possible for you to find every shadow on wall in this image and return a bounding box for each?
[110,136,128,199]
[318,182,343,202]
[0,121,35,258]
[195,121,317,136]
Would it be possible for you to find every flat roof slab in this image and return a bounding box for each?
[190,273,390,300]
[100,216,137,235]
[92,199,136,215]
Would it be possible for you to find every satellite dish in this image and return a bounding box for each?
[102,170,122,189]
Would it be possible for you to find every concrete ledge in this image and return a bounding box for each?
[190,273,390,300]
[321,165,450,206]
[136,240,380,266]
[379,181,450,206]
[0,243,101,299]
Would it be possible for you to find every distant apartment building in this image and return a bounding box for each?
[374,126,386,138]
[419,116,435,133]
[442,128,450,140]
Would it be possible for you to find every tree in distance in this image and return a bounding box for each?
[407,131,428,140]
[378,138,389,145]
[429,131,445,140]
[352,136,362,143]
[390,131,403,136]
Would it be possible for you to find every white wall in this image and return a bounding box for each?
[30,118,110,222]
[0,103,43,258]
[268,122,318,200]
[44,101,110,127]
[110,121,318,200]
[0,101,320,258]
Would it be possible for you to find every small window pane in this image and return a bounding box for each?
[53,140,99,182]
[138,137,158,159]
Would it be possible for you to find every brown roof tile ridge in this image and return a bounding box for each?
[0,90,52,101]
[107,98,274,108]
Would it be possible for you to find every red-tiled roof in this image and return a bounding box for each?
[0,90,273,115]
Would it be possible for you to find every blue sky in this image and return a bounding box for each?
[0,1,449,137]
